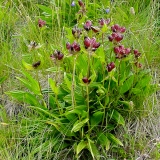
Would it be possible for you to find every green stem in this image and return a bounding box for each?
[35,70,47,108]
[86,84,90,133]
[71,55,77,109]
[118,60,122,86]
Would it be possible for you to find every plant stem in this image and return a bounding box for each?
[35,70,47,108]
[118,60,122,86]
[86,84,90,133]
[71,55,77,109]
[54,62,62,114]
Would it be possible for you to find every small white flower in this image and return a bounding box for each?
[130,7,135,15]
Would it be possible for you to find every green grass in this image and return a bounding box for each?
[0,0,160,159]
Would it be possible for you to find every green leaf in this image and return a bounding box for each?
[64,93,84,104]
[76,54,88,75]
[98,132,110,150]
[101,23,108,33]
[0,76,7,84]
[28,106,58,118]
[37,4,52,15]
[135,75,151,89]
[131,88,141,95]
[108,109,125,126]
[18,70,41,95]
[64,73,72,92]
[119,75,134,94]
[65,105,87,116]
[71,118,89,132]
[86,136,100,160]
[91,111,104,128]
[76,140,87,155]
[95,47,105,63]
[22,60,34,70]
[106,133,123,146]
[5,90,40,106]
[47,120,75,136]
[49,78,58,95]
[46,67,64,72]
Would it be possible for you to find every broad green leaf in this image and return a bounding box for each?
[108,109,125,126]
[16,77,40,95]
[106,133,123,146]
[131,88,141,95]
[37,4,52,15]
[47,120,75,136]
[5,90,40,106]
[48,94,55,106]
[91,111,104,128]
[98,132,110,150]
[76,140,87,155]
[66,105,87,116]
[28,106,58,118]
[101,23,108,33]
[95,45,105,63]
[86,136,100,160]
[19,70,41,95]
[119,75,134,94]
[22,60,34,70]
[64,93,84,104]
[64,73,72,92]
[49,78,58,95]
[71,118,89,132]
[76,54,88,75]
[135,75,151,89]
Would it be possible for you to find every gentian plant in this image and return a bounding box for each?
[6,0,155,159]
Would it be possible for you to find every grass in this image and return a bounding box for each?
[0,0,160,159]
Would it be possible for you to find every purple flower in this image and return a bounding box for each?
[71,1,76,7]
[72,26,82,38]
[66,42,81,54]
[84,20,92,31]
[50,50,64,60]
[113,45,131,59]
[133,49,141,58]
[82,77,91,84]
[38,19,46,28]
[107,62,115,72]
[99,18,111,27]
[105,8,110,14]
[84,37,100,51]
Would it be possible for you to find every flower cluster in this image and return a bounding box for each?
[133,49,141,58]
[50,50,64,60]
[99,18,110,27]
[83,19,110,33]
[78,0,85,8]
[78,0,86,14]
[32,61,41,68]
[72,26,82,38]
[82,77,91,84]
[83,20,92,31]
[108,24,126,42]
[114,45,131,59]
[66,41,81,54]
[38,19,46,28]
[107,62,115,72]
[84,37,100,51]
